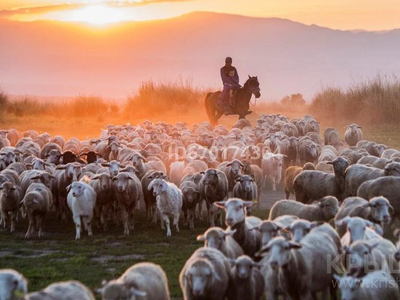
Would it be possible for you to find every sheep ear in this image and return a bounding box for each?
[336,216,351,228]
[196,234,206,242]
[148,180,155,191]
[131,289,147,297]
[255,246,270,257]
[333,274,342,282]
[214,201,226,208]
[226,162,232,167]
[362,203,371,208]
[243,201,254,208]
[389,205,394,215]
[289,242,302,249]
[66,184,72,192]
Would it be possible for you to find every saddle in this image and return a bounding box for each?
[217,90,238,115]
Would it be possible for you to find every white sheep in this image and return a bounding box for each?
[336,216,383,246]
[0,269,27,300]
[269,196,339,222]
[21,183,52,239]
[335,196,393,237]
[197,227,244,259]
[227,255,265,300]
[148,178,182,236]
[214,198,261,257]
[335,271,400,300]
[100,262,170,300]
[180,247,231,300]
[345,123,363,146]
[67,182,96,240]
[26,281,95,300]
[261,153,285,191]
[258,231,339,300]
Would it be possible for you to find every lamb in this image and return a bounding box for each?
[286,220,341,254]
[241,160,262,197]
[343,241,391,278]
[283,163,315,199]
[261,153,285,191]
[197,227,244,259]
[336,216,383,246]
[335,196,393,237]
[294,157,349,204]
[254,215,298,246]
[345,124,363,146]
[130,152,167,179]
[214,198,261,257]
[0,269,27,300]
[233,175,258,212]
[26,281,95,300]
[217,159,244,193]
[66,182,96,240]
[344,162,400,197]
[0,182,23,232]
[269,196,339,222]
[21,183,52,238]
[142,170,168,223]
[298,139,319,165]
[0,169,20,187]
[227,255,265,300]
[179,179,200,229]
[100,262,170,300]
[112,172,142,235]
[89,173,113,231]
[199,169,228,227]
[148,178,182,236]
[357,176,400,220]
[335,271,400,300]
[180,247,231,300]
[258,233,338,300]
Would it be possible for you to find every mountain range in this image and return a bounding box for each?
[1,11,400,100]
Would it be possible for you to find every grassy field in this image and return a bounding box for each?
[0,206,268,299]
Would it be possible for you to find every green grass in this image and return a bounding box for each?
[0,209,269,299]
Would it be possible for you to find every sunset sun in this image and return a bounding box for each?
[61,4,128,25]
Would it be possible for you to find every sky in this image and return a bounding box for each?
[1,0,400,31]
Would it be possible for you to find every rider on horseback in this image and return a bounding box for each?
[220,57,241,115]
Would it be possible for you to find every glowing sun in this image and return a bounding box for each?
[65,4,128,25]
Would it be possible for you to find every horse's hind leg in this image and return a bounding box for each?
[238,115,245,120]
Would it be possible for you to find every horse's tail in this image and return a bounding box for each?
[204,92,217,125]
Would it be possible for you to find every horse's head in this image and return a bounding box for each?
[246,75,261,98]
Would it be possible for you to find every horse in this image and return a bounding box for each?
[204,76,261,125]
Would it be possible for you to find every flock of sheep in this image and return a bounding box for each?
[1,113,400,299]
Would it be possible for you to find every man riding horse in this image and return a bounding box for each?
[204,57,260,125]
[220,57,241,115]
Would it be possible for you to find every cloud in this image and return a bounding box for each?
[0,0,194,19]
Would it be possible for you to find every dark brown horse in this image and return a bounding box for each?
[204,76,261,125]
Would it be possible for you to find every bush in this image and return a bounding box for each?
[310,74,400,124]
[124,79,207,118]
[0,91,9,116]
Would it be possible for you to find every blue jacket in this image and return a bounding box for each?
[220,66,240,88]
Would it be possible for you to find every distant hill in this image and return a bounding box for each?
[1,11,400,100]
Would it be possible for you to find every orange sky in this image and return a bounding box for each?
[1,0,400,31]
